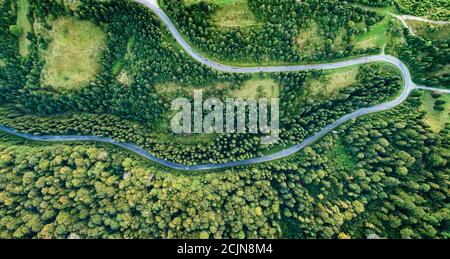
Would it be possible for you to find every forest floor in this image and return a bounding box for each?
[40,17,107,91]
[17,0,31,57]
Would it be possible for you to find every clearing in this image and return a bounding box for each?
[113,35,135,86]
[296,21,347,56]
[354,18,390,49]
[303,66,359,100]
[420,91,450,133]
[155,82,231,102]
[117,70,133,86]
[17,0,32,57]
[296,21,326,56]
[40,17,107,91]
[407,20,450,40]
[231,76,280,99]
[0,59,5,68]
[327,141,356,171]
[185,0,259,28]
[185,0,236,4]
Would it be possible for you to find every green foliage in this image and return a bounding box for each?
[0,93,448,239]
[395,0,450,21]
[271,94,450,239]
[8,25,23,37]
[161,0,384,64]
[0,135,281,239]
[0,63,401,165]
[0,0,448,240]
[348,0,393,7]
[398,33,450,89]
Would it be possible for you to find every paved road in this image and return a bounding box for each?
[1,0,449,171]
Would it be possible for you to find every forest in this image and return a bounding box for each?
[0,90,448,239]
[0,0,448,239]
[161,0,384,64]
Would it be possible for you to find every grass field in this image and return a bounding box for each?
[0,59,5,68]
[304,66,359,100]
[420,91,450,133]
[41,17,107,91]
[231,76,280,99]
[17,0,32,57]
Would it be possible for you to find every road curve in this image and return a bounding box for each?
[1,0,449,171]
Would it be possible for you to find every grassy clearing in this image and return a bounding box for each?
[113,35,135,85]
[113,35,135,75]
[296,21,326,56]
[17,0,32,57]
[327,141,356,170]
[0,59,5,68]
[407,20,450,41]
[155,82,197,101]
[213,1,259,28]
[296,21,347,55]
[185,0,259,28]
[41,17,107,91]
[351,3,397,15]
[354,18,390,49]
[117,70,133,86]
[304,66,359,100]
[155,82,231,102]
[231,76,280,99]
[185,0,240,5]
[420,91,450,133]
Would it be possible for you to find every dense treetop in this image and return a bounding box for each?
[0,0,448,239]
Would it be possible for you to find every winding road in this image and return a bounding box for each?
[0,0,449,171]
